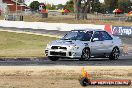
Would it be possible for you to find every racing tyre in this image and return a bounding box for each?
[79,77,90,87]
[80,48,90,61]
[48,57,59,61]
[109,47,120,60]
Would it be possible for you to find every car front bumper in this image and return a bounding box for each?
[45,49,81,58]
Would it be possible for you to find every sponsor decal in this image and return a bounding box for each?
[104,25,132,36]
[112,26,132,36]
[79,68,131,87]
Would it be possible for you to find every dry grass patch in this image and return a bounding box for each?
[0,66,131,88]
[1,15,132,26]
[23,15,132,26]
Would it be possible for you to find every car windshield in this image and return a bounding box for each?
[61,31,93,41]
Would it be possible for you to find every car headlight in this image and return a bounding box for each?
[70,45,79,50]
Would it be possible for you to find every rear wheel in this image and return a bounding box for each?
[80,48,90,61]
[48,57,59,61]
[109,47,120,60]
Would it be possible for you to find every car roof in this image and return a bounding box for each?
[72,29,105,32]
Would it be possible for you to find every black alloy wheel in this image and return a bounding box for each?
[80,48,90,61]
[109,47,120,60]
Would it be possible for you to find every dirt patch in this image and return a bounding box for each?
[0,66,131,88]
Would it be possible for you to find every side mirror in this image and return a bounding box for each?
[92,38,99,42]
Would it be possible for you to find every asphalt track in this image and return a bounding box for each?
[0,55,131,66]
[0,27,132,66]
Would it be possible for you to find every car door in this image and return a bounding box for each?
[90,31,105,55]
[100,31,114,54]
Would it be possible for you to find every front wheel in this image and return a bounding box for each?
[48,57,59,61]
[109,47,120,60]
[80,48,90,61]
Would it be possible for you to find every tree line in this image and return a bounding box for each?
[67,0,132,13]
[29,0,132,13]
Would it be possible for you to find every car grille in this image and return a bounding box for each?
[51,46,67,50]
[50,52,66,56]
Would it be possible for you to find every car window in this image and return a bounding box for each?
[101,31,113,40]
[93,31,103,41]
[61,31,85,40]
[81,31,93,41]
[61,31,93,41]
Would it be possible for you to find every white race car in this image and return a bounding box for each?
[45,29,123,61]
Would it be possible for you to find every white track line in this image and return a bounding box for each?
[0,29,61,38]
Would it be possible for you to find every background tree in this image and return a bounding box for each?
[46,4,56,10]
[65,0,74,12]
[118,0,131,13]
[73,0,90,20]
[29,1,39,11]
[57,4,64,9]
[104,0,118,13]
[99,3,107,14]
[73,0,132,19]
[42,4,46,10]
[92,0,102,13]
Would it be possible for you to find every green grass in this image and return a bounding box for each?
[0,31,58,58]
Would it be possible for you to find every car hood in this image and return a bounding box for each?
[48,39,89,47]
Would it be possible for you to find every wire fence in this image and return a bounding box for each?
[86,14,131,22]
